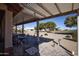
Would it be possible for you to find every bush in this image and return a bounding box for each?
[31,29,33,31]
[72,30,77,42]
[44,33,48,36]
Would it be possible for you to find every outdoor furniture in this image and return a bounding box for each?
[17,34,26,41]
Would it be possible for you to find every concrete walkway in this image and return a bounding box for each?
[39,32,78,55]
[39,41,70,56]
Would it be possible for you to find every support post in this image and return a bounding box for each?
[16,25,17,34]
[37,20,39,42]
[5,9,13,55]
[22,24,24,34]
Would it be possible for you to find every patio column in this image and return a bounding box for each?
[22,24,24,34]
[37,20,39,42]
[5,9,13,55]
[15,25,17,34]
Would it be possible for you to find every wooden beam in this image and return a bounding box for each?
[6,4,23,16]
[15,8,79,25]
[54,3,62,14]
[41,8,79,20]
[21,3,46,17]
[37,3,53,16]
[15,17,39,25]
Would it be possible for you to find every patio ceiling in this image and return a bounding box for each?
[13,3,79,25]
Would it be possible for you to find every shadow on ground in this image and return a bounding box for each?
[13,34,54,56]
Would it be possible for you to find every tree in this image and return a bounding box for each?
[64,16,77,28]
[35,22,56,31]
[55,27,60,31]
[45,22,56,31]
[39,22,46,30]
[34,22,46,30]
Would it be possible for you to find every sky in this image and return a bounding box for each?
[22,13,77,30]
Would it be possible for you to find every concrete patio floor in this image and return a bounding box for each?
[39,41,70,56]
[13,37,70,56]
[24,31,78,55]
[13,30,78,56]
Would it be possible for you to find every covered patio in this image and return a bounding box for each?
[0,3,79,56]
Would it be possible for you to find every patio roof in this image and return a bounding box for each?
[12,3,79,25]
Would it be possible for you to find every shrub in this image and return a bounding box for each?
[44,33,48,36]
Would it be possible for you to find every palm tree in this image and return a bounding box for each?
[64,16,77,28]
[64,16,77,42]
